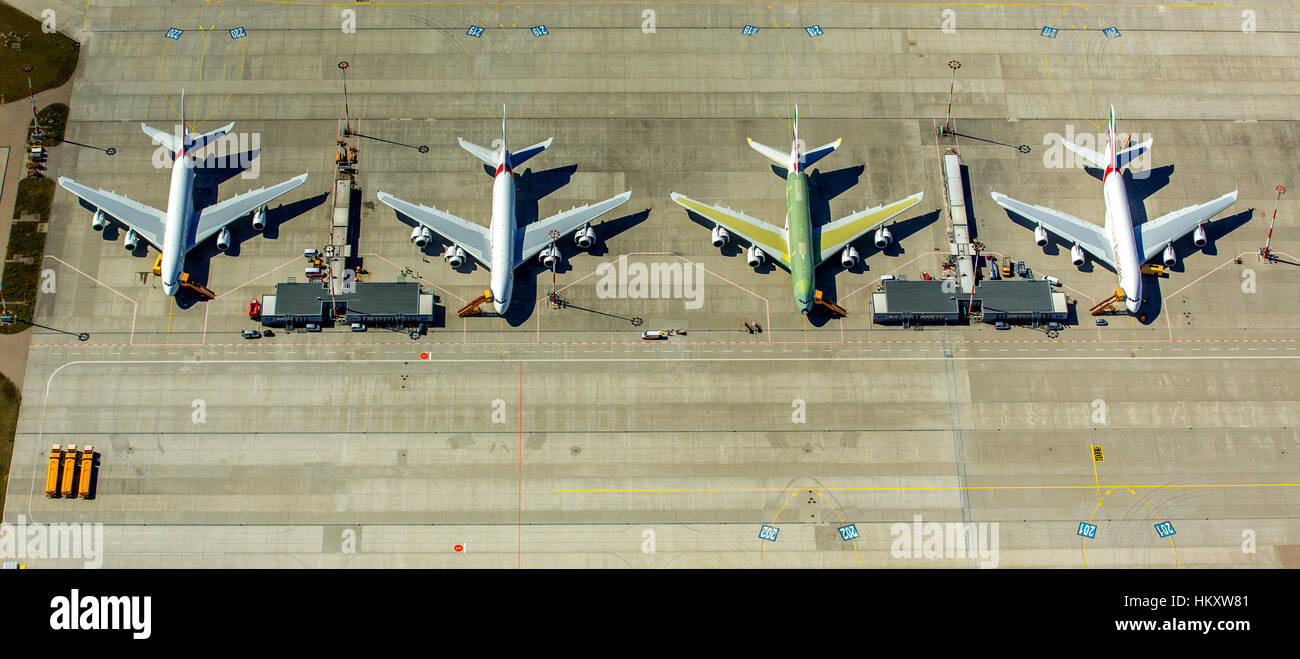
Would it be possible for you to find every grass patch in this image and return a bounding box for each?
[11,175,52,220]
[0,3,80,101]
[0,372,19,517]
[33,101,67,142]
[2,177,51,334]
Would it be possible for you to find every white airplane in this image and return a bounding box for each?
[377,109,631,314]
[990,106,1237,313]
[58,91,308,296]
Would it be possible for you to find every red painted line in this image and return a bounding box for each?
[517,359,524,569]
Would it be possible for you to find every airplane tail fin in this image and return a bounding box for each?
[750,105,840,175]
[142,89,233,157]
[460,105,552,172]
[1108,105,1116,160]
[1061,106,1150,171]
[1102,105,1152,170]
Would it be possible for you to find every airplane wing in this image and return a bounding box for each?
[57,176,166,249]
[517,191,631,266]
[669,192,790,267]
[814,192,923,266]
[193,173,309,248]
[1138,190,1238,263]
[376,191,491,267]
[990,191,1117,268]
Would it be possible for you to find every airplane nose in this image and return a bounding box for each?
[164,282,179,296]
[1126,298,1140,314]
[493,299,508,315]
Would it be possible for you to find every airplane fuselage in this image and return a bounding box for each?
[489,164,516,315]
[784,172,816,313]
[160,150,196,297]
[1101,156,1143,314]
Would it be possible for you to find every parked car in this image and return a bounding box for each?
[641,330,668,340]
[261,329,275,338]
[1045,321,1064,331]
[241,329,261,339]
[994,321,1011,330]
[1095,318,1108,326]
[305,323,322,332]
[351,323,367,332]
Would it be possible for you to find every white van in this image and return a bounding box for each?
[879,275,897,282]
[1042,276,1061,286]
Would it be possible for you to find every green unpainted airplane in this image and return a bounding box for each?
[670,107,923,314]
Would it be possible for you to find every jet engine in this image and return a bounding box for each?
[91,210,107,231]
[1034,224,1049,247]
[411,226,433,248]
[539,245,561,268]
[123,229,140,251]
[1071,243,1086,267]
[1193,224,1207,247]
[841,245,860,269]
[711,225,730,247]
[747,245,765,268]
[445,245,466,268]
[874,226,893,249]
[1162,243,1177,266]
[216,227,232,251]
[252,207,267,231]
[574,224,596,249]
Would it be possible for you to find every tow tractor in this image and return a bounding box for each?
[641,328,687,340]
[248,299,261,320]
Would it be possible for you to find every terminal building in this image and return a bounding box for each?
[258,281,437,329]
[871,278,1069,326]
[870,151,1071,328]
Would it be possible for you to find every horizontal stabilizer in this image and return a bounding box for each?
[1116,138,1153,170]
[186,122,236,154]
[748,139,789,170]
[1060,138,1107,169]
[507,138,552,170]
[802,139,841,170]
[141,123,182,156]
[458,138,500,167]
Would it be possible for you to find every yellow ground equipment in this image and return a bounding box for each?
[45,444,62,497]
[1140,264,1167,277]
[1089,288,1127,316]
[179,273,215,299]
[78,446,95,499]
[60,445,78,498]
[458,290,493,317]
[814,290,847,318]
